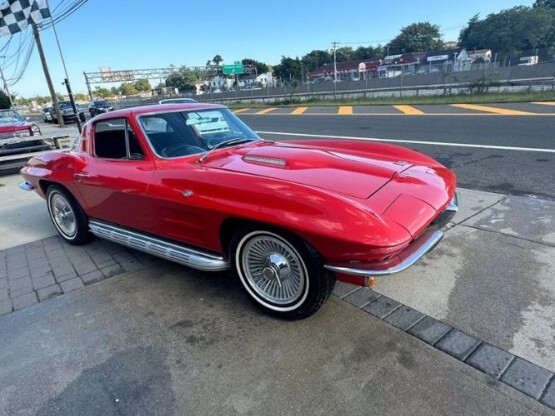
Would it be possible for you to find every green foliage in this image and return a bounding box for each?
[74,93,88,101]
[241,58,269,75]
[93,86,111,98]
[352,45,384,60]
[119,82,137,96]
[300,50,332,73]
[0,90,10,109]
[165,67,198,92]
[459,7,555,57]
[134,78,152,92]
[387,22,443,54]
[212,54,223,66]
[335,47,354,61]
[273,57,302,81]
[534,0,555,8]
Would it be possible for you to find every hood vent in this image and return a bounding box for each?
[243,155,287,167]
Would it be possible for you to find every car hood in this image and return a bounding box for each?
[0,122,29,134]
[205,142,412,199]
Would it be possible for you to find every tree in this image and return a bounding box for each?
[387,22,444,54]
[110,87,119,96]
[165,66,198,92]
[335,46,354,62]
[212,54,223,67]
[458,7,555,59]
[300,49,332,72]
[352,45,384,60]
[242,58,269,75]
[93,86,111,98]
[0,90,10,109]
[273,56,302,81]
[119,82,137,96]
[74,93,88,101]
[534,0,555,8]
[134,78,152,92]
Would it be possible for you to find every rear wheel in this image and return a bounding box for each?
[46,185,92,245]
[231,228,335,319]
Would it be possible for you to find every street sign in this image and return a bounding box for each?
[222,61,244,75]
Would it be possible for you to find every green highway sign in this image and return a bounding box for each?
[222,61,244,75]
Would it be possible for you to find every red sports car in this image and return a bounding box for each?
[20,103,457,319]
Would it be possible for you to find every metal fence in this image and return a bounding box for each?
[110,62,555,109]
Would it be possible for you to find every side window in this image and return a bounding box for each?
[94,118,145,160]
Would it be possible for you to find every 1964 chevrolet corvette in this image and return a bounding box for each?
[20,103,457,319]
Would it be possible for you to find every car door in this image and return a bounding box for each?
[74,117,156,232]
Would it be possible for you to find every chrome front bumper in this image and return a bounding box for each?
[323,193,458,278]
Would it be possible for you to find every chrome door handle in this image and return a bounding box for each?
[74,173,91,181]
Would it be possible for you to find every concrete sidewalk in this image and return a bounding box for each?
[0,265,551,416]
[1,173,555,412]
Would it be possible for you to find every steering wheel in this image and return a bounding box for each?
[161,144,204,157]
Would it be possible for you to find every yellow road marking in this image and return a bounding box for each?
[393,105,424,115]
[338,106,353,115]
[232,108,250,114]
[255,107,277,115]
[291,107,308,115]
[451,104,534,115]
[532,101,555,106]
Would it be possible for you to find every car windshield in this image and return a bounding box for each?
[59,101,72,108]
[93,100,108,106]
[0,110,24,124]
[138,108,260,158]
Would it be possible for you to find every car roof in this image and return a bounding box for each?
[93,103,226,120]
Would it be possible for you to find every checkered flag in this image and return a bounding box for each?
[0,0,50,37]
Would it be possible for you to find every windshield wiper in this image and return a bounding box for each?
[197,138,256,163]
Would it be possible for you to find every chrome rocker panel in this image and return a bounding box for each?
[88,220,230,272]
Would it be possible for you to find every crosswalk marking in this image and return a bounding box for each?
[291,107,308,115]
[338,106,353,115]
[232,108,250,114]
[255,108,277,115]
[393,105,424,115]
[451,104,534,115]
[532,101,555,106]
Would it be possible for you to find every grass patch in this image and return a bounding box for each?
[225,89,555,109]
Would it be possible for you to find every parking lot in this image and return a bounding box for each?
[1,105,555,414]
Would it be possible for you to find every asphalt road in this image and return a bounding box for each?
[238,114,555,200]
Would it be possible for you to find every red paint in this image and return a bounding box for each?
[20,104,456,285]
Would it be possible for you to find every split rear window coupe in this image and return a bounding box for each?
[20,103,457,319]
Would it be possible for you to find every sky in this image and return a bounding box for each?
[0,0,534,99]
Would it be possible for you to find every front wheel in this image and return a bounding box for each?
[46,185,92,245]
[231,228,335,320]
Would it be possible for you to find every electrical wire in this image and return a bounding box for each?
[0,0,88,90]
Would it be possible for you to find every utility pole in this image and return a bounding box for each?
[0,57,13,108]
[32,22,64,127]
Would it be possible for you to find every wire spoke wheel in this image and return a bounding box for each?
[49,193,77,238]
[241,235,306,305]
[46,185,92,246]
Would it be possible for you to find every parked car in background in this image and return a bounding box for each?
[43,101,86,124]
[159,98,197,104]
[88,99,114,117]
[42,106,54,123]
[0,109,49,156]
[19,103,457,319]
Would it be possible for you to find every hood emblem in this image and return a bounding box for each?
[243,155,287,167]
